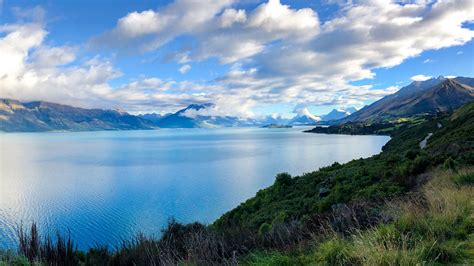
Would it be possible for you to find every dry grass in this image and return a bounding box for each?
[245,168,474,265]
[334,168,473,265]
[3,168,472,265]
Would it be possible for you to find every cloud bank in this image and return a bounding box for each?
[1,0,473,116]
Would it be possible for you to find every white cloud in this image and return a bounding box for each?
[92,0,234,52]
[411,74,433,81]
[96,0,319,63]
[3,1,474,117]
[423,58,433,63]
[193,0,319,63]
[220,8,246,28]
[116,10,162,38]
[179,64,191,74]
[90,0,473,112]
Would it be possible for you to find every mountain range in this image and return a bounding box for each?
[0,99,354,131]
[150,103,261,128]
[1,76,472,132]
[149,105,357,128]
[339,76,474,123]
[0,99,156,132]
[283,107,357,126]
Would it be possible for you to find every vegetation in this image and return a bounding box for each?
[304,115,431,136]
[242,168,474,265]
[1,101,473,265]
[216,102,473,231]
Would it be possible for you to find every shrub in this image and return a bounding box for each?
[274,173,292,187]
[314,238,357,265]
[258,223,272,236]
[242,251,301,266]
[453,171,474,186]
[443,157,458,171]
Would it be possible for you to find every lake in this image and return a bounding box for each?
[0,128,389,250]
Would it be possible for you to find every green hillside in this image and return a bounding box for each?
[242,168,474,265]
[215,101,474,231]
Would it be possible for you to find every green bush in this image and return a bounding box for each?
[258,223,272,236]
[453,172,474,186]
[443,157,458,171]
[314,238,357,265]
[274,173,292,187]
[242,251,302,266]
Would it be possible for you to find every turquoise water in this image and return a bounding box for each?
[0,128,389,250]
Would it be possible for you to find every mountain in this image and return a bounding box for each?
[320,107,356,121]
[154,103,212,128]
[118,104,357,128]
[287,108,321,125]
[286,107,357,125]
[154,103,257,128]
[0,99,156,132]
[339,76,474,123]
[137,113,171,123]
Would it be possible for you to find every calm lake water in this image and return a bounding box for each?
[0,128,389,250]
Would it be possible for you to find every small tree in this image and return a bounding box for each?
[274,173,292,187]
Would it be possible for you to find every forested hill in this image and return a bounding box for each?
[214,101,474,231]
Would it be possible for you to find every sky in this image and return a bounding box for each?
[0,0,473,118]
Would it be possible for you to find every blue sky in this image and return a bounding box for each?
[0,0,473,118]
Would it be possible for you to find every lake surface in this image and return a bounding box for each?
[0,128,389,250]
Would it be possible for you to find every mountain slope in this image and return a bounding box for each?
[154,103,257,128]
[0,99,156,132]
[320,108,356,121]
[153,104,205,128]
[287,108,321,125]
[340,77,474,123]
[137,113,171,123]
[215,100,474,230]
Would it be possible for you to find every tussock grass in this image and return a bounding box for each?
[318,168,473,265]
[243,168,474,265]
[2,169,472,265]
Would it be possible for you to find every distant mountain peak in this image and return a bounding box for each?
[184,103,215,111]
[113,106,128,114]
[301,108,321,121]
[288,108,321,125]
[155,102,260,128]
[319,107,357,122]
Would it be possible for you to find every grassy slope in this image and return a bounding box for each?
[215,101,474,231]
[242,168,474,265]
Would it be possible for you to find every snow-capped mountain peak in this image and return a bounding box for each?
[287,108,321,125]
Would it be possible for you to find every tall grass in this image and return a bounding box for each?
[7,219,311,265]
[243,168,474,265]
[3,169,472,265]
[314,168,473,265]
[16,223,80,265]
